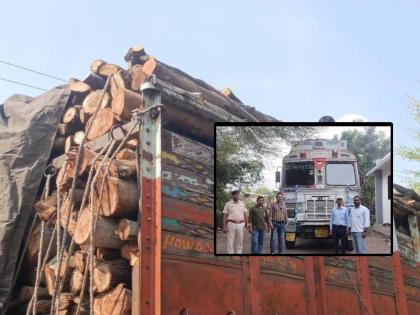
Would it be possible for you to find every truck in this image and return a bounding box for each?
[276,139,360,249]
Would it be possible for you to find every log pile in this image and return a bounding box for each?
[9,45,274,315]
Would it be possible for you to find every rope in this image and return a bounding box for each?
[31,220,45,315]
[51,76,112,314]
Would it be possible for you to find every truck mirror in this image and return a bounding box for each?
[275,171,281,183]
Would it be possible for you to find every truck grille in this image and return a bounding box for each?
[306,199,334,219]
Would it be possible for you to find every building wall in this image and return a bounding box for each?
[381,167,391,224]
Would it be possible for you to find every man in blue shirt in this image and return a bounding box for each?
[329,197,349,254]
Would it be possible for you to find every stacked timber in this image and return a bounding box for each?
[10,44,273,315]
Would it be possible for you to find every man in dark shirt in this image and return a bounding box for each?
[248,196,269,254]
[269,191,287,254]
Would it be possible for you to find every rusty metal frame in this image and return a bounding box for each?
[355,257,374,315]
[139,80,162,315]
[304,257,327,315]
[242,257,261,315]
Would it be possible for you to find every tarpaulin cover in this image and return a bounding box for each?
[0,86,70,313]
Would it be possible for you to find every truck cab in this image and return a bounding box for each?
[276,139,361,249]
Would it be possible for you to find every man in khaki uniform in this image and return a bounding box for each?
[223,190,248,254]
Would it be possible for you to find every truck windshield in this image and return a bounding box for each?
[326,163,356,185]
[284,162,314,186]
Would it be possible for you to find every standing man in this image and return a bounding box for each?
[222,189,248,254]
[269,191,287,254]
[348,196,370,254]
[329,197,349,254]
[248,196,270,254]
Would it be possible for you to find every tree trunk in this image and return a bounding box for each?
[74,250,87,273]
[99,63,123,77]
[33,299,52,314]
[79,108,92,125]
[69,78,91,95]
[120,242,139,266]
[19,286,49,302]
[25,221,56,265]
[95,159,137,180]
[63,106,82,125]
[116,219,138,241]
[65,135,75,153]
[90,59,106,74]
[94,284,131,315]
[111,88,143,121]
[93,259,130,293]
[85,108,116,141]
[82,90,111,115]
[73,207,125,249]
[129,64,148,91]
[124,46,148,67]
[44,256,72,295]
[131,260,140,315]
[110,70,131,98]
[94,176,138,217]
[95,248,121,261]
[116,148,136,161]
[58,123,80,137]
[83,72,106,90]
[70,269,83,293]
[126,138,138,150]
[73,131,85,145]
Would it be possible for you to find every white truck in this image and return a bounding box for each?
[275,139,361,249]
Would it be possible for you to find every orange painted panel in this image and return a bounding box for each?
[372,293,397,315]
[260,273,308,315]
[326,285,361,315]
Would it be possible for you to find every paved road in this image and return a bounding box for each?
[216,228,391,255]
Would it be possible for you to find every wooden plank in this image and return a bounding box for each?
[162,196,213,226]
[162,183,213,208]
[162,163,213,195]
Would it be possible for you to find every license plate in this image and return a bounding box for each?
[315,228,329,238]
[286,233,296,242]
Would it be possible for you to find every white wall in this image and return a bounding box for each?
[381,166,391,224]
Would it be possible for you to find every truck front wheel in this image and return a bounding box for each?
[285,240,295,249]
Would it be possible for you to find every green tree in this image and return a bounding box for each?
[334,127,391,209]
[398,100,420,192]
[215,126,319,226]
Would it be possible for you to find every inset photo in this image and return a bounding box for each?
[215,123,392,255]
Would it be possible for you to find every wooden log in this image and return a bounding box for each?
[74,207,125,249]
[93,259,130,292]
[143,57,260,121]
[27,266,45,287]
[99,63,123,77]
[74,131,85,145]
[90,59,106,74]
[95,159,137,180]
[126,138,138,150]
[59,198,78,235]
[63,105,82,125]
[79,108,91,125]
[82,90,111,115]
[131,260,139,315]
[25,221,56,265]
[116,148,136,160]
[93,284,131,315]
[35,192,57,223]
[71,302,90,315]
[58,123,80,137]
[33,299,52,313]
[69,78,91,95]
[85,108,116,141]
[65,135,75,153]
[116,219,137,241]
[110,70,131,98]
[44,256,72,295]
[124,46,148,67]
[53,136,66,151]
[83,72,106,90]
[19,286,49,302]
[111,88,143,121]
[221,87,243,104]
[120,241,139,266]
[94,176,138,217]
[74,250,87,272]
[95,248,121,261]
[59,293,76,310]
[70,269,83,293]
[129,64,148,91]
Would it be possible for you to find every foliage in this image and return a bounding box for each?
[397,99,420,192]
[334,127,391,209]
[215,126,319,226]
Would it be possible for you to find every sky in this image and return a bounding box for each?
[0,1,419,187]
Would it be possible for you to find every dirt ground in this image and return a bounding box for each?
[215,227,391,255]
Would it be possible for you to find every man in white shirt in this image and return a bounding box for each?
[222,190,248,254]
[347,196,370,254]
[329,197,349,254]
